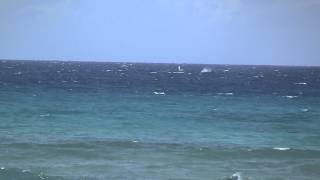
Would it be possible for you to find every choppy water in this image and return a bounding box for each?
[0,60,320,179]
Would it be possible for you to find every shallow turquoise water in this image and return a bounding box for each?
[0,61,320,179]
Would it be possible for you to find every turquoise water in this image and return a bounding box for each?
[0,61,320,179]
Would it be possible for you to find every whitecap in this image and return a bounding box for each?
[39,114,50,117]
[150,72,157,74]
[301,108,309,112]
[273,147,291,151]
[217,92,234,96]
[294,82,308,85]
[38,172,47,180]
[22,169,31,173]
[132,140,139,143]
[14,72,22,75]
[284,96,298,99]
[172,71,184,74]
[224,69,230,72]
[0,166,5,170]
[200,67,212,73]
[230,172,242,180]
[153,91,166,95]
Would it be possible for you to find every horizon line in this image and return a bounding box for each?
[0,58,319,68]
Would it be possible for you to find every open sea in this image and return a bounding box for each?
[0,60,320,180]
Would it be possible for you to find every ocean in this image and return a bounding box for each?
[0,60,320,180]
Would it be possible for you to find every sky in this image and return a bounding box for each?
[0,0,319,66]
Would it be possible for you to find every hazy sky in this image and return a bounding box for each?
[0,0,319,66]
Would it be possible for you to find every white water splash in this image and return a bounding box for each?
[153,91,166,95]
[230,172,242,180]
[273,147,291,151]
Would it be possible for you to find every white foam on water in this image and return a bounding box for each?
[273,147,291,151]
[39,114,50,117]
[294,82,308,85]
[230,172,242,180]
[283,96,298,99]
[22,169,31,173]
[153,91,166,95]
[200,67,212,73]
[14,72,22,75]
[150,72,157,74]
[217,92,234,96]
[0,166,5,170]
[172,71,184,74]
[132,140,139,143]
[253,74,265,79]
[301,108,309,112]
[38,172,47,180]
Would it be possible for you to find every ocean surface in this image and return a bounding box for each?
[0,60,320,180]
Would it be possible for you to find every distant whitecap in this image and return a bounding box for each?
[39,114,50,117]
[273,147,291,151]
[217,92,234,96]
[283,96,298,99]
[301,108,309,112]
[230,172,242,180]
[294,82,308,85]
[22,169,31,173]
[150,72,157,74]
[14,72,22,75]
[153,91,166,95]
[0,166,5,170]
[200,67,212,73]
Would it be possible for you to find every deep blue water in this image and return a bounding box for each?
[0,60,320,179]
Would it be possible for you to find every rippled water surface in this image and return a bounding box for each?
[0,60,320,179]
